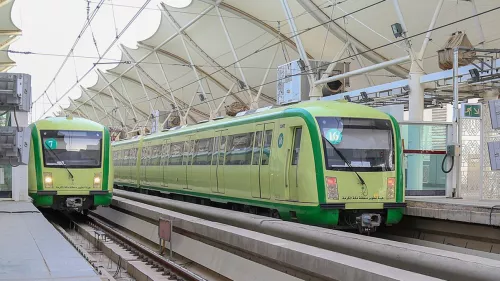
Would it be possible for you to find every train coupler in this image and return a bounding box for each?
[66,197,83,210]
[356,213,381,235]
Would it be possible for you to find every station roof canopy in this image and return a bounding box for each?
[60,0,500,131]
[0,0,20,72]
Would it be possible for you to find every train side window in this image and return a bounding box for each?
[224,136,234,165]
[169,142,183,166]
[261,130,273,165]
[141,147,147,166]
[161,143,170,166]
[194,138,212,165]
[226,133,253,165]
[183,140,194,166]
[292,128,302,165]
[211,136,219,166]
[219,136,227,165]
[252,131,263,165]
[152,145,161,166]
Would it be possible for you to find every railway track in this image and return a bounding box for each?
[44,210,215,281]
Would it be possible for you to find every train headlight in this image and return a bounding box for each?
[326,176,338,200]
[43,172,53,188]
[387,177,395,199]
[94,173,102,188]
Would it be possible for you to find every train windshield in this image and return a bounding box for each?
[316,117,394,172]
[41,130,102,168]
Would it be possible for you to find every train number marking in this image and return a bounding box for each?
[44,139,57,150]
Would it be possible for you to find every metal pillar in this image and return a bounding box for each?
[452,48,461,198]
[215,6,253,104]
[279,0,316,99]
[406,66,424,192]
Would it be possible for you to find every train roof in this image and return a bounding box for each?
[112,100,392,146]
[31,116,106,131]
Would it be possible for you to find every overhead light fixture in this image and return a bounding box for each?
[469,69,480,82]
[391,23,403,38]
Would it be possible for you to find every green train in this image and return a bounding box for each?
[28,116,113,213]
[113,100,405,233]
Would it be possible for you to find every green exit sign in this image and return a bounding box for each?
[461,103,482,119]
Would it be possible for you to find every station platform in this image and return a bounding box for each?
[0,201,101,281]
[405,197,500,226]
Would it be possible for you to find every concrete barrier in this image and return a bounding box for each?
[114,189,500,281]
[95,196,442,281]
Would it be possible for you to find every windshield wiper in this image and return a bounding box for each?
[44,148,74,179]
[321,135,366,186]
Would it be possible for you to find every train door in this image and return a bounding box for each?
[251,123,274,199]
[251,125,263,198]
[210,130,227,193]
[288,127,302,202]
[260,123,274,199]
[161,139,169,187]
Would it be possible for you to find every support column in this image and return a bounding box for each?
[11,111,29,201]
[406,63,425,192]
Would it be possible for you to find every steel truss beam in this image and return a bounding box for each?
[197,0,314,60]
[73,4,217,123]
[296,0,408,78]
[158,5,276,104]
[106,70,204,122]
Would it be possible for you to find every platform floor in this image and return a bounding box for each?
[406,196,500,226]
[0,201,101,281]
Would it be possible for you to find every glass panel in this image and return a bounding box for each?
[316,117,394,172]
[252,131,263,165]
[211,136,219,166]
[161,143,170,166]
[401,123,449,195]
[262,130,272,165]
[0,165,12,198]
[41,130,102,168]
[292,128,302,165]
[169,142,183,165]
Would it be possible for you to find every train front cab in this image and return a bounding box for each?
[317,115,405,233]
[28,122,113,212]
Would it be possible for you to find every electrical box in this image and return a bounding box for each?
[276,59,349,105]
[0,126,31,165]
[446,144,460,157]
[488,99,500,130]
[0,73,32,112]
[487,141,500,171]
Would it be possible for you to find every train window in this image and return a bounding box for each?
[292,128,302,165]
[211,136,219,166]
[141,146,147,166]
[182,140,194,165]
[161,143,170,166]
[218,136,227,166]
[252,131,263,165]
[194,138,213,165]
[131,148,137,166]
[226,133,253,165]
[169,142,183,165]
[261,130,273,165]
[316,117,394,172]
[224,136,233,165]
[151,145,161,166]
